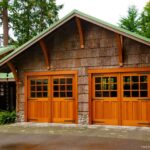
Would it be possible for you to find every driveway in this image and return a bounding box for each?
[0,123,150,150]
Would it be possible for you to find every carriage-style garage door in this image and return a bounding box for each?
[26,72,77,123]
[90,71,150,126]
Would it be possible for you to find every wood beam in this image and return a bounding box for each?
[7,61,19,112]
[116,33,123,67]
[39,39,50,70]
[7,61,18,82]
[75,17,84,49]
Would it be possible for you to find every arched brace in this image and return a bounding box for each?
[116,33,123,67]
[7,61,18,82]
[39,39,50,70]
[7,61,19,112]
[75,17,84,49]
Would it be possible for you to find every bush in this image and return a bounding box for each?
[0,111,16,125]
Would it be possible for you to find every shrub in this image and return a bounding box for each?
[0,111,16,125]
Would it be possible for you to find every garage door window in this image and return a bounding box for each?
[123,75,148,97]
[94,76,117,97]
[53,77,73,98]
[30,79,48,98]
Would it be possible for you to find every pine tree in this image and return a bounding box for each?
[119,5,140,33]
[0,0,63,46]
[139,1,150,38]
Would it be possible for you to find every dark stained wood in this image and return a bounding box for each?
[116,33,123,67]
[7,61,18,82]
[75,17,84,49]
[39,39,50,70]
[7,61,19,112]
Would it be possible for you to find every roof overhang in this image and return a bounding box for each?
[0,10,149,67]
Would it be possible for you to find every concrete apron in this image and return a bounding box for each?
[5,122,149,142]
[12,122,150,129]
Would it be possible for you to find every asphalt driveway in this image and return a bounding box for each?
[0,123,150,150]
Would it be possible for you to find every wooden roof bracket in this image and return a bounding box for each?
[39,39,50,70]
[116,33,123,67]
[7,61,18,82]
[75,17,84,49]
[7,61,19,112]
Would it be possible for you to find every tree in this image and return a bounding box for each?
[119,5,140,33]
[139,1,150,38]
[0,0,9,46]
[0,0,63,46]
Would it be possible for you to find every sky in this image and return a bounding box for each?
[0,0,149,38]
[56,0,149,24]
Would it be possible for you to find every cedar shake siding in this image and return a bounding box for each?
[11,20,150,124]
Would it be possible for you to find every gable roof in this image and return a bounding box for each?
[0,10,150,67]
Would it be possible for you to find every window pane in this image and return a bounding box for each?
[132,91,139,97]
[132,84,138,90]
[95,77,101,83]
[110,91,117,97]
[37,80,42,85]
[132,76,138,82]
[140,83,147,90]
[140,91,147,97]
[67,92,72,97]
[110,77,117,83]
[102,84,109,90]
[124,91,130,97]
[67,85,72,91]
[43,92,48,97]
[60,85,65,91]
[124,76,130,83]
[31,92,36,97]
[67,78,72,84]
[95,91,101,97]
[110,84,117,90]
[140,76,147,82]
[54,85,59,91]
[103,92,109,97]
[53,79,59,84]
[37,86,42,91]
[102,77,109,83]
[95,84,101,90]
[43,79,48,84]
[31,80,35,85]
[54,92,59,97]
[37,92,42,97]
[124,84,130,90]
[60,79,65,84]
[60,92,65,97]
[31,86,36,91]
[43,86,48,91]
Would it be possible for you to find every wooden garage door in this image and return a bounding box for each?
[91,73,150,126]
[27,74,77,123]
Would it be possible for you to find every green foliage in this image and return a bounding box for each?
[119,2,150,38]
[139,2,150,38]
[0,111,16,125]
[0,0,63,46]
[119,5,140,33]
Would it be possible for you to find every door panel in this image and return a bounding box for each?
[91,72,150,126]
[27,100,51,122]
[27,77,50,122]
[121,74,150,126]
[27,74,76,123]
[52,76,75,123]
[92,74,120,125]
